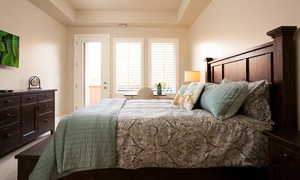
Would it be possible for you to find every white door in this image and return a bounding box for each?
[74,34,110,111]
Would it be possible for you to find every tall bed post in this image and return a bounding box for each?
[206,57,213,82]
[267,26,298,131]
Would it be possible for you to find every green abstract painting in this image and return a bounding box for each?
[0,30,19,67]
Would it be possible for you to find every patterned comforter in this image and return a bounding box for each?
[117,99,272,169]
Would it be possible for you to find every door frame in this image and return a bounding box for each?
[74,34,110,111]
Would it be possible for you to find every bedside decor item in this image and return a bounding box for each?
[28,76,41,89]
[157,83,162,95]
[0,30,19,67]
[184,71,200,82]
[154,82,166,95]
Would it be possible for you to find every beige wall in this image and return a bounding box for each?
[0,0,68,116]
[66,26,189,113]
[189,0,300,128]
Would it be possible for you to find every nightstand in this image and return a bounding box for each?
[264,131,300,180]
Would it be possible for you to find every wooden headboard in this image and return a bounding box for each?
[206,26,297,132]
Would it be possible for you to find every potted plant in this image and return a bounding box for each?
[154,82,166,95]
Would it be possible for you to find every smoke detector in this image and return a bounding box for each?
[118,23,128,28]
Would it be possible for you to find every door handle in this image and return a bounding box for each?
[103,82,108,85]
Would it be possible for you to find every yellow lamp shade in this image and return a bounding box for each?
[184,71,200,82]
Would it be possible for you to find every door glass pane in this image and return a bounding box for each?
[85,42,102,106]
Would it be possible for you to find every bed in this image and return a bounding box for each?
[117,99,272,169]
[32,26,298,180]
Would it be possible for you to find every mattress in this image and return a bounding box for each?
[117,99,272,168]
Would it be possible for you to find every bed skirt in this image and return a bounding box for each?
[59,167,268,180]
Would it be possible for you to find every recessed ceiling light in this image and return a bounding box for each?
[118,23,128,28]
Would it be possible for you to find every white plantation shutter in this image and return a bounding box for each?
[150,40,178,93]
[115,40,143,94]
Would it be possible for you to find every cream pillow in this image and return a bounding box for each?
[172,84,189,105]
[183,82,205,110]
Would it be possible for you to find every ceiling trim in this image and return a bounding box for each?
[75,11,177,26]
[177,0,191,22]
[177,0,212,26]
[28,0,211,27]
[29,0,75,25]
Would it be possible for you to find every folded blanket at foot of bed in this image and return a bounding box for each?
[29,98,126,180]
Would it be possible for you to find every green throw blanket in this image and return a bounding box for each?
[29,98,126,180]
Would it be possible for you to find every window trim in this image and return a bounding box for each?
[148,38,179,94]
[112,38,145,96]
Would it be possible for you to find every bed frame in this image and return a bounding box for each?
[60,26,298,180]
[206,26,298,131]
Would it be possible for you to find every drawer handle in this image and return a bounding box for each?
[6,113,12,117]
[4,99,12,104]
[27,97,33,100]
[283,153,288,158]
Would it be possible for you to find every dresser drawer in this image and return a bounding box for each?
[269,140,300,164]
[0,107,19,127]
[0,124,21,156]
[38,92,54,102]
[0,96,20,109]
[38,101,53,114]
[38,113,54,134]
[22,94,38,105]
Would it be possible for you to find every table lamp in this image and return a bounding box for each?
[184,71,200,82]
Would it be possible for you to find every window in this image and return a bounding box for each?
[149,39,178,93]
[114,39,144,94]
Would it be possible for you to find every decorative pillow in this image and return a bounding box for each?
[222,79,272,122]
[182,82,205,110]
[200,82,248,120]
[193,82,216,109]
[241,80,272,122]
[172,84,189,105]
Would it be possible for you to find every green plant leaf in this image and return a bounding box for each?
[12,36,19,58]
[0,42,5,52]
[5,36,12,53]
[0,31,19,67]
[2,52,14,66]
[0,31,8,40]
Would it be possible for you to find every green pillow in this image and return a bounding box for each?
[200,82,248,120]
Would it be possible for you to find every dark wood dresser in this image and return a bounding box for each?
[0,89,56,157]
[264,131,300,180]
